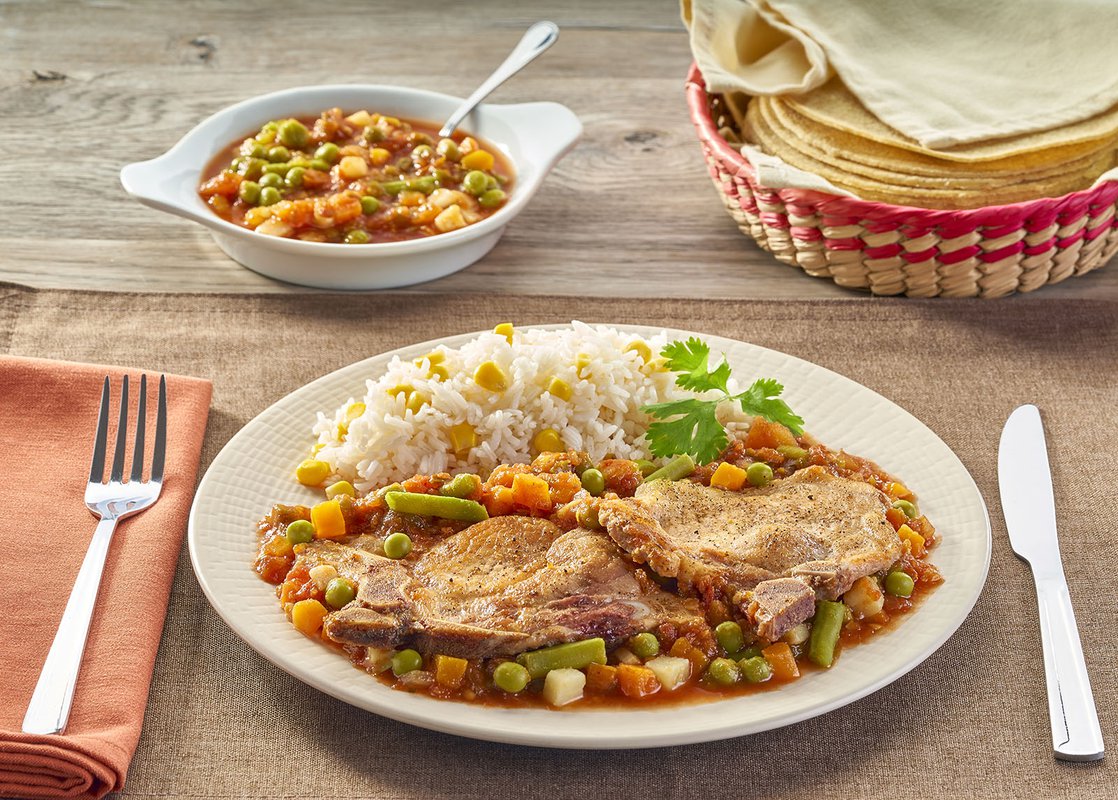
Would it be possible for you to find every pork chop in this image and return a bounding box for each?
[597,466,902,633]
[320,515,708,659]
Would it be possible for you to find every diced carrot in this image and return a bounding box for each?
[511,473,552,511]
[434,655,469,688]
[761,642,800,682]
[669,637,709,675]
[486,463,529,488]
[710,462,747,491]
[885,506,907,531]
[585,662,619,693]
[291,599,328,635]
[311,499,347,539]
[542,471,582,504]
[745,418,798,450]
[884,481,914,500]
[897,524,926,557]
[617,664,660,698]
[482,485,516,516]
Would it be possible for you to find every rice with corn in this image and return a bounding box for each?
[311,322,749,490]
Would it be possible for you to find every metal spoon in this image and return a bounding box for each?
[438,21,559,138]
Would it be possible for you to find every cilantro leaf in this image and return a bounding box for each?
[735,378,805,436]
[642,398,728,464]
[660,338,731,394]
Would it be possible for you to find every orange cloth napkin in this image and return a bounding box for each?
[0,356,212,799]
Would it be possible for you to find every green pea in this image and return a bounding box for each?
[407,176,436,194]
[258,186,282,206]
[285,167,306,188]
[314,142,341,164]
[485,174,500,190]
[493,661,530,693]
[277,119,309,149]
[395,156,413,172]
[365,181,384,197]
[576,503,601,531]
[324,577,356,609]
[363,125,385,143]
[412,144,434,160]
[628,632,660,659]
[463,170,489,196]
[238,180,261,205]
[580,468,606,497]
[706,657,741,686]
[250,142,269,159]
[408,131,433,146]
[440,473,481,499]
[732,645,763,661]
[261,121,280,133]
[634,459,658,477]
[261,162,291,175]
[267,146,291,163]
[381,180,405,195]
[746,462,773,487]
[284,519,314,545]
[360,196,380,215]
[739,656,772,684]
[891,499,918,519]
[237,158,265,179]
[259,172,284,189]
[309,158,331,172]
[714,620,745,655]
[383,531,412,558]
[344,229,370,244]
[391,648,423,676]
[479,189,507,208]
[885,570,915,598]
[229,156,245,171]
[437,138,460,160]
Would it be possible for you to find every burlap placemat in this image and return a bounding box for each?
[2,284,1115,800]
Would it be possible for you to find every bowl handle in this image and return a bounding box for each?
[498,102,583,167]
[119,157,217,227]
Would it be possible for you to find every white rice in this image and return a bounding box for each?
[312,322,751,491]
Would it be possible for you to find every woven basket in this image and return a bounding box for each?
[685,64,1118,298]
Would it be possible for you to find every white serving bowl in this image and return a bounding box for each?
[120,85,581,289]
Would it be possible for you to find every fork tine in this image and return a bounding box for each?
[130,374,148,483]
[88,377,111,483]
[151,375,167,483]
[109,375,129,483]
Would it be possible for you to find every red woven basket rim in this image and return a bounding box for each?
[685,63,1118,227]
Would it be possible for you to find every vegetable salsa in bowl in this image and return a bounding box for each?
[199,108,514,244]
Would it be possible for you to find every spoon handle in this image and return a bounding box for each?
[439,21,559,138]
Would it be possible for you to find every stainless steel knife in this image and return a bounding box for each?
[998,404,1104,762]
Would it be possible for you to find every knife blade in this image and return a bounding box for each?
[998,404,1104,762]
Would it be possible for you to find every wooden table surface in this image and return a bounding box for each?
[2,0,1115,300]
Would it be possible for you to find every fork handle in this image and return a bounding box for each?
[22,516,118,735]
[1035,576,1105,761]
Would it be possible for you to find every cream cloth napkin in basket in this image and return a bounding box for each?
[683,0,1118,149]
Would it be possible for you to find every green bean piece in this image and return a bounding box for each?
[580,468,606,497]
[360,196,380,215]
[634,459,658,477]
[576,503,601,531]
[285,167,306,188]
[437,138,460,160]
[739,656,772,683]
[478,189,507,208]
[746,462,774,487]
[407,176,436,194]
[267,146,291,163]
[277,119,309,149]
[807,599,845,668]
[284,519,314,545]
[261,163,291,176]
[383,531,412,558]
[324,577,356,609]
[777,445,808,461]
[885,570,915,598]
[238,181,262,205]
[516,638,607,679]
[493,661,531,693]
[440,473,481,499]
[381,180,406,195]
[714,620,745,655]
[384,491,489,522]
[365,181,384,197]
[314,142,341,164]
[259,172,284,189]
[344,230,370,244]
[643,454,696,483]
[706,657,741,686]
[891,499,918,519]
[258,186,282,206]
[391,648,423,676]
[462,170,489,196]
[628,632,660,659]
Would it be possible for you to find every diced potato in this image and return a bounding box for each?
[255,218,293,237]
[307,564,339,591]
[364,647,394,673]
[612,647,640,665]
[542,668,586,707]
[781,623,811,646]
[345,110,372,126]
[429,188,474,210]
[844,576,885,619]
[338,155,369,179]
[644,655,691,691]
[434,203,467,232]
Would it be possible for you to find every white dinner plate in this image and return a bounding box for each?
[188,325,991,749]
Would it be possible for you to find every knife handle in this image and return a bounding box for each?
[1035,577,1104,761]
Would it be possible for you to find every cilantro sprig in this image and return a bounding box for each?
[641,338,804,464]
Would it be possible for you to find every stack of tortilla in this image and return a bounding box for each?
[738,80,1118,210]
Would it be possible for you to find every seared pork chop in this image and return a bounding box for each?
[320,515,707,659]
[597,466,902,635]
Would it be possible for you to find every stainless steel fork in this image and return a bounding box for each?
[22,374,167,735]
